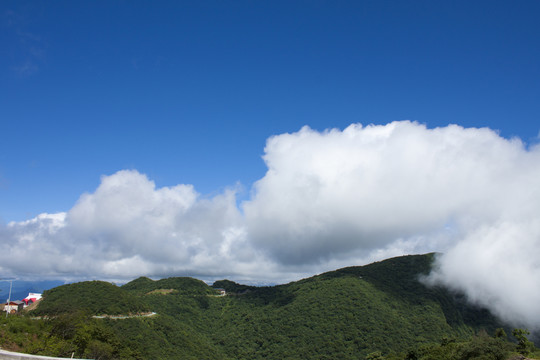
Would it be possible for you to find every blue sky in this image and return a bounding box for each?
[2,0,539,222]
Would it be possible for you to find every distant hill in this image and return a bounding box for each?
[122,276,215,296]
[1,253,523,359]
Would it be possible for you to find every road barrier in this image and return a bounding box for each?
[0,349,91,360]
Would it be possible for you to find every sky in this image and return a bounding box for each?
[1,1,540,328]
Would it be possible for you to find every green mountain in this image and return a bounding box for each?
[0,253,526,359]
[33,280,150,316]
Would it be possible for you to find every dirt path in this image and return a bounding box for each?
[92,312,157,319]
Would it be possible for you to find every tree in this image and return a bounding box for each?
[457,332,510,360]
[366,351,385,360]
[512,328,534,355]
[494,328,506,339]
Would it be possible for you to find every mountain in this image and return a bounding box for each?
[0,253,525,359]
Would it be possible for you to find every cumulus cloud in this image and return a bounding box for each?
[1,121,540,327]
[245,122,539,261]
[0,170,267,282]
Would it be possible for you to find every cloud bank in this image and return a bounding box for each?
[1,121,540,327]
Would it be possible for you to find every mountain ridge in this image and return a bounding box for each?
[1,253,529,359]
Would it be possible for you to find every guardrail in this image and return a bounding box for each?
[0,349,91,360]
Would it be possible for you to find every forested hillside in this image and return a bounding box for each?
[33,281,150,316]
[0,254,536,359]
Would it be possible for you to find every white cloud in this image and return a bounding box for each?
[1,121,540,327]
[0,170,263,281]
[244,122,538,263]
[427,220,540,330]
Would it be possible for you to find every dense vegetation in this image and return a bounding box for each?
[121,276,215,296]
[0,312,139,359]
[33,281,150,316]
[0,254,537,359]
